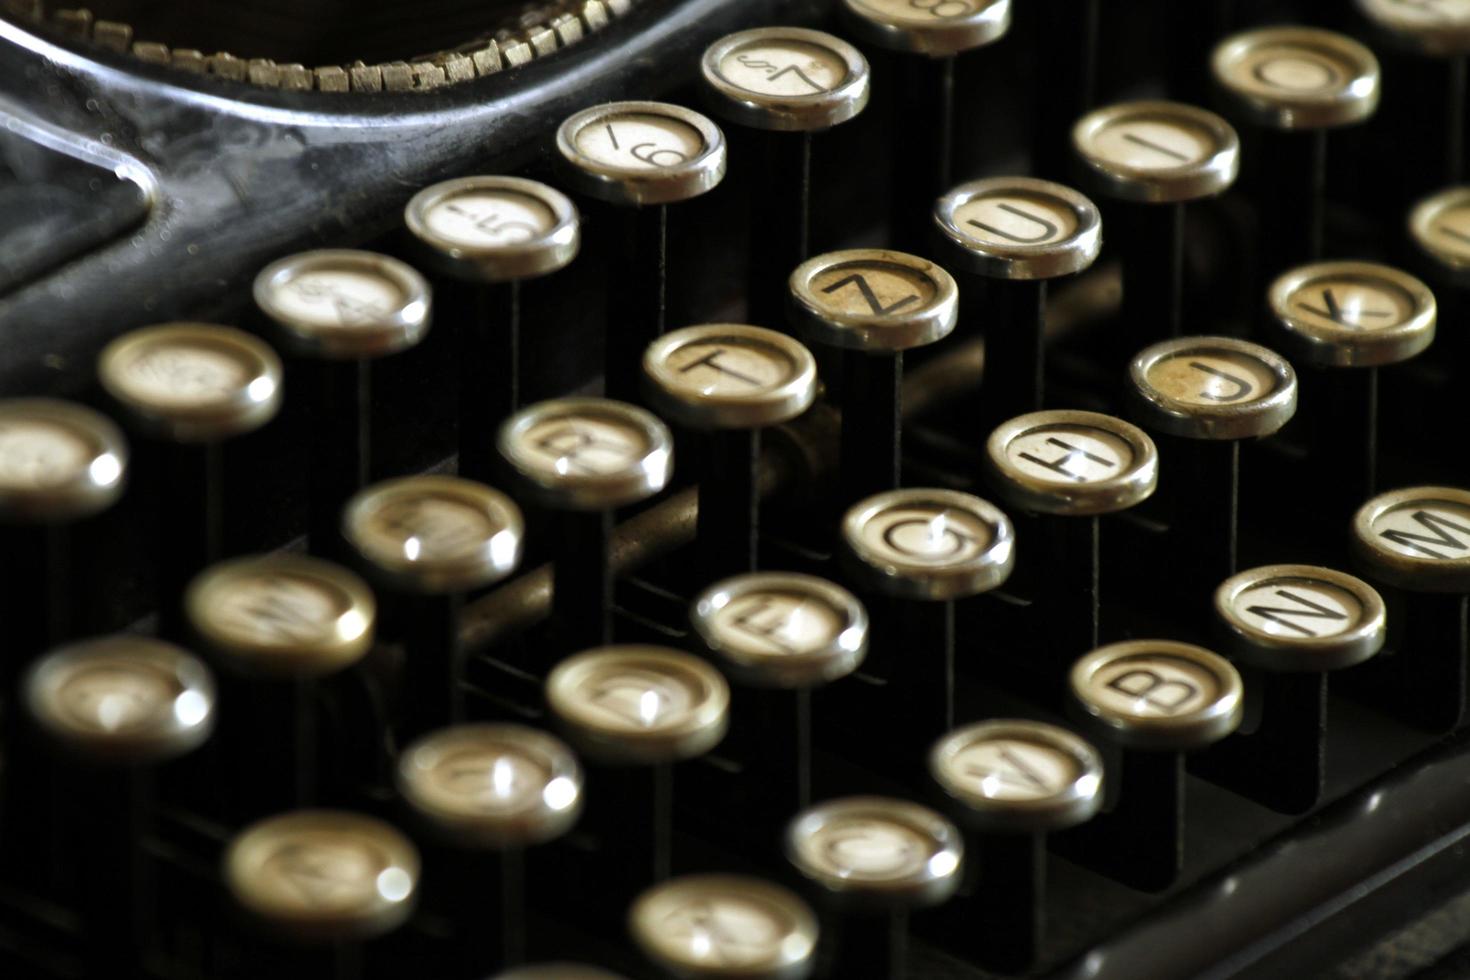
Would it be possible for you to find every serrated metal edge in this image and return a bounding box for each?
[17,0,642,92]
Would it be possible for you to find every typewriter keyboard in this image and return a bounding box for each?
[5,0,1470,978]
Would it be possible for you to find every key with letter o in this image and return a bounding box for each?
[1213,26,1380,273]
[1351,486,1470,731]
[700,27,870,324]
[498,397,673,652]
[99,322,282,639]
[789,248,959,508]
[555,101,726,401]
[344,475,523,737]
[629,873,818,980]
[934,176,1101,431]
[1057,639,1243,891]
[1196,564,1385,813]
[398,723,583,971]
[254,249,432,552]
[786,796,962,980]
[929,719,1104,972]
[404,177,579,482]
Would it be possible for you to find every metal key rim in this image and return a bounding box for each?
[839,0,1012,57]
[98,322,284,443]
[1128,335,1298,440]
[690,571,869,688]
[785,795,964,909]
[787,249,959,351]
[1268,261,1437,368]
[1211,26,1381,130]
[0,398,128,523]
[928,719,1105,832]
[933,176,1102,280]
[1351,486,1470,593]
[404,176,581,282]
[700,27,871,132]
[555,101,728,206]
[1072,100,1241,204]
[984,409,1159,516]
[1069,639,1245,751]
[1214,563,1387,671]
[253,249,433,358]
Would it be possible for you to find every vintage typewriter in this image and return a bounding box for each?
[4,0,1470,977]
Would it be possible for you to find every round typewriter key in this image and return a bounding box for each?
[928,720,1103,971]
[839,0,1013,251]
[25,636,215,972]
[788,249,958,505]
[1129,336,1297,596]
[1359,0,1470,55]
[99,323,283,443]
[1213,27,1381,270]
[98,322,283,638]
[547,647,728,892]
[187,554,376,811]
[1269,261,1437,368]
[629,873,818,980]
[1216,565,1387,673]
[841,489,1014,749]
[985,410,1158,663]
[255,249,431,359]
[1350,487,1470,731]
[700,27,869,323]
[1073,101,1240,342]
[224,809,420,945]
[555,101,727,401]
[25,635,216,763]
[1410,186,1470,284]
[1357,0,1470,182]
[546,646,729,766]
[643,324,816,578]
[405,177,579,482]
[399,724,583,968]
[344,476,523,736]
[1197,564,1386,812]
[934,177,1102,429]
[1064,640,1243,890]
[254,249,432,551]
[786,796,962,979]
[0,399,127,670]
[0,399,127,523]
[691,572,867,810]
[1269,261,1436,507]
[498,398,673,651]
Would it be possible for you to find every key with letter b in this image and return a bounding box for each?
[1056,640,1243,891]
